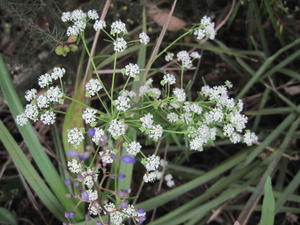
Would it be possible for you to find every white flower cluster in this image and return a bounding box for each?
[38,67,66,88]
[99,149,115,164]
[143,159,169,183]
[173,88,186,102]
[142,154,160,172]
[92,202,146,225]
[67,159,82,173]
[82,108,97,125]
[161,73,176,86]
[177,50,192,69]
[80,168,98,188]
[108,120,127,138]
[193,16,216,40]
[61,9,101,36]
[113,37,127,52]
[124,63,140,78]
[67,128,84,145]
[164,174,175,187]
[165,52,174,62]
[139,79,161,99]
[140,113,163,141]
[85,79,102,97]
[139,32,150,45]
[110,20,128,35]
[92,127,105,144]
[125,141,142,156]
[16,67,66,126]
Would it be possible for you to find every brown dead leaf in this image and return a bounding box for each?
[147,3,187,31]
[283,85,300,96]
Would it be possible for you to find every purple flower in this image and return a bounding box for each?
[64,211,76,219]
[87,127,95,137]
[81,191,89,201]
[64,179,71,186]
[119,189,130,197]
[138,208,146,214]
[137,216,146,223]
[96,223,103,225]
[66,150,79,157]
[118,173,126,179]
[78,152,90,161]
[121,156,136,164]
[74,181,80,186]
[120,201,128,209]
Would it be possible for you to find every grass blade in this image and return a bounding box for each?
[0,55,83,220]
[259,176,275,225]
[0,120,65,221]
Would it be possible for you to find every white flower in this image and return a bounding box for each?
[82,108,97,125]
[166,180,175,187]
[99,149,115,164]
[67,25,80,36]
[71,9,87,21]
[46,86,63,103]
[93,19,106,31]
[68,159,82,173]
[164,174,173,181]
[86,189,98,201]
[61,12,71,22]
[194,16,216,40]
[148,124,163,141]
[120,90,136,98]
[243,132,258,146]
[40,111,56,125]
[189,125,217,150]
[142,155,160,171]
[230,132,241,144]
[51,67,65,80]
[88,202,101,216]
[67,128,84,145]
[143,171,161,183]
[113,37,127,52]
[25,89,37,102]
[190,104,202,114]
[167,112,179,123]
[24,104,39,121]
[38,73,52,88]
[160,159,168,167]
[110,20,127,35]
[223,124,235,137]
[108,120,126,138]
[124,63,140,78]
[114,95,131,111]
[204,108,224,124]
[87,9,99,20]
[165,52,174,62]
[177,50,192,69]
[173,88,186,102]
[190,51,201,59]
[92,127,105,144]
[85,79,102,97]
[162,73,176,85]
[125,141,142,156]
[229,112,248,132]
[36,95,49,109]
[15,113,28,126]
[81,168,98,188]
[140,113,154,127]
[139,32,150,44]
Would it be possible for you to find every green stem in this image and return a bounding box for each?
[80,32,112,101]
[111,53,117,112]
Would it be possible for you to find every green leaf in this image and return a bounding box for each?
[0,55,83,220]
[137,150,249,210]
[259,176,275,225]
[0,121,65,221]
[0,207,18,225]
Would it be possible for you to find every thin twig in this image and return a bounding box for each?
[94,67,196,74]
